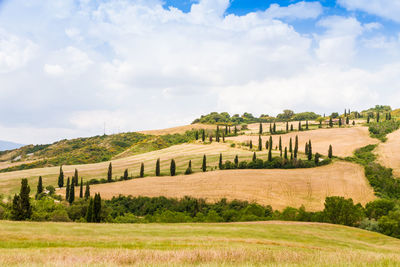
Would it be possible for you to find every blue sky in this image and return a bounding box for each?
[0,0,400,144]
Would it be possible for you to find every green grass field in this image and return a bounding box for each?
[0,220,399,266]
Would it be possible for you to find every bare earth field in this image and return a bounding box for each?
[376,129,400,177]
[138,123,216,135]
[79,161,375,211]
[228,126,378,157]
[0,220,399,266]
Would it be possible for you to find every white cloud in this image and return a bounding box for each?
[338,0,400,22]
[263,1,323,20]
[44,64,64,76]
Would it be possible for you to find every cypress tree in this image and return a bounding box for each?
[284,147,288,160]
[249,140,253,149]
[279,136,282,152]
[294,135,298,159]
[305,142,309,155]
[269,136,273,150]
[389,113,392,120]
[219,153,223,169]
[234,125,238,135]
[156,158,161,176]
[202,155,207,172]
[252,152,256,162]
[344,109,347,116]
[140,163,144,178]
[209,135,213,143]
[222,132,225,142]
[36,176,43,199]
[225,125,228,135]
[86,198,94,222]
[66,177,70,201]
[84,182,90,200]
[339,118,342,127]
[11,178,32,220]
[268,144,272,162]
[234,155,239,167]
[68,181,75,204]
[123,169,128,180]
[308,140,312,161]
[290,124,293,131]
[258,135,262,151]
[58,166,64,188]
[328,145,333,158]
[195,131,199,140]
[170,159,176,176]
[93,193,102,223]
[229,126,231,134]
[107,162,112,182]
[202,129,205,142]
[185,160,193,175]
[289,137,293,152]
[259,122,263,134]
[367,116,370,123]
[315,153,320,165]
[377,112,380,122]
[319,120,322,128]
[265,140,269,150]
[79,178,83,198]
[273,122,276,133]
[298,121,302,131]
[352,120,355,126]
[74,168,79,186]
[306,120,309,130]
[286,121,289,132]
[216,126,220,142]
[346,116,349,124]
[329,117,333,128]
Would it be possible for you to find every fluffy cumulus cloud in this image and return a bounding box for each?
[0,0,399,144]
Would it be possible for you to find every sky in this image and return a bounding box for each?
[1,0,400,144]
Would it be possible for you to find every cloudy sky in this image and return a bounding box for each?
[1,0,400,144]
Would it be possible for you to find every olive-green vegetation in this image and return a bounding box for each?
[368,120,400,141]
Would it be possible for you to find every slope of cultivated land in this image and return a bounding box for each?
[228,126,378,157]
[80,161,375,211]
[0,143,277,195]
[0,220,399,266]
[376,129,400,177]
[247,121,316,133]
[138,123,216,135]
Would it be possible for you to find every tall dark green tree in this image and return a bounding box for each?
[202,155,207,172]
[259,122,263,134]
[338,118,342,127]
[279,136,282,152]
[222,132,225,142]
[216,126,220,142]
[202,129,205,142]
[219,153,223,169]
[36,176,43,199]
[346,116,349,124]
[140,163,144,178]
[289,137,293,152]
[269,123,273,134]
[315,153,320,165]
[328,145,333,159]
[84,182,90,200]
[66,177,70,201]
[252,152,256,162]
[185,160,193,175]
[269,136,273,150]
[305,142,309,155]
[377,112,380,122]
[234,155,239,167]
[265,140,269,150]
[195,131,199,140]
[123,169,129,180]
[79,178,83,198]
[68,180,75,204]
[86,197,94,222]
[273,122,276,133]
[107,162,112,182]
[234,125,238,135]
[294,135,299,159]
[329,117,333,127]
[249,140,253,149]
[170,159,176,176]
[58,166,64,188]
[268,144,272,162]
[209,135,213,143]
[93,193,102,223]
[290,124,294,131]
[258,135,262,151]
[367,116,370,123]
[11,178,32,220]
[156,158,161,176]
[225,125,228,135]
[286,121,289,132]
[74,168,79,186]
[298,121,302,131]
[284,147,288,160]
[306,120,309,130]
[308,140,312,161]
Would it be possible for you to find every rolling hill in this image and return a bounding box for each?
[0,140,24,151]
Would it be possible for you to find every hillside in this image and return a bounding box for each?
[73,161,375,211]
[0,220,399,266]
[0,140,24,151]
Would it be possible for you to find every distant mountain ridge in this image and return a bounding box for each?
[0,140,25,151]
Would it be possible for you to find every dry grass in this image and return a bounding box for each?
[0,220,399,266]
[376,129,400,177]
[138,123,216,135]
[228,126,378,157]
[69,161,375,211]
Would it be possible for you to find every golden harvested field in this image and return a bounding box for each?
[0,143,279,195]
[138,123,216,135]
[376,129,400,177]
[228,126,378,157]
[77,161,375,211]
[1,220,399,266]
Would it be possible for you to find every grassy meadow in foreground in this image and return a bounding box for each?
[0,220,400,266]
